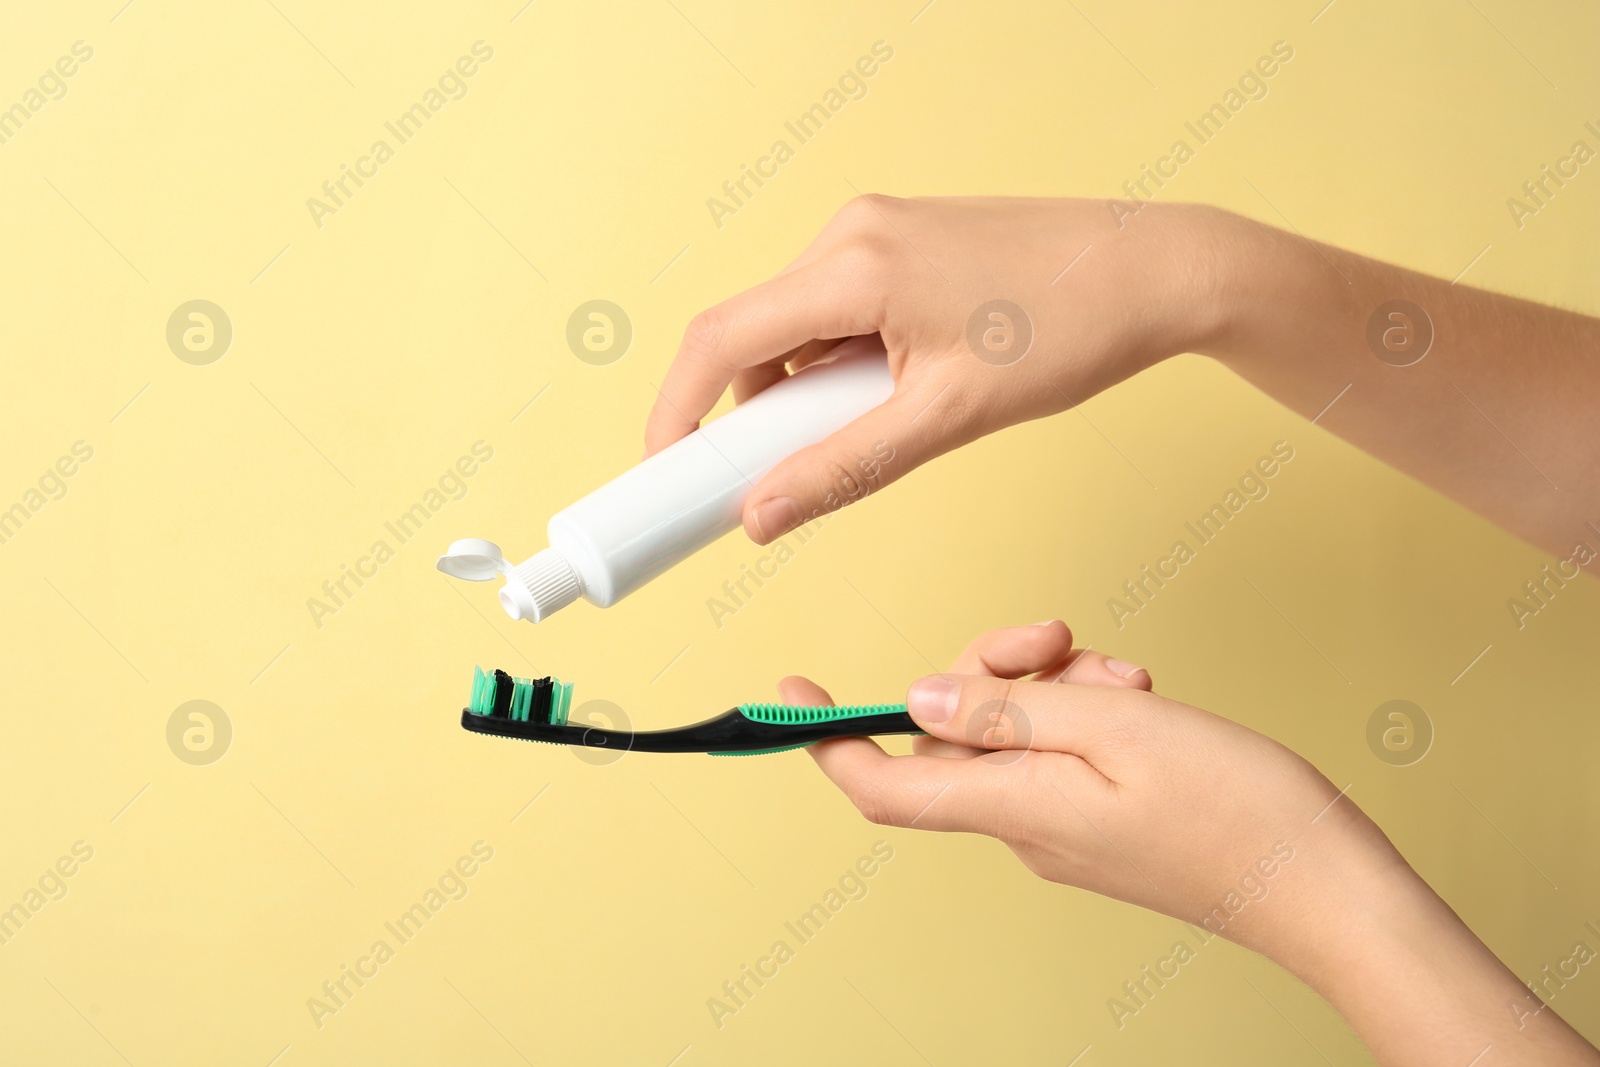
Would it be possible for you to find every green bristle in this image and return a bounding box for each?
[513,678,532,722]
[552,680,572,726]
[468,666,489,716]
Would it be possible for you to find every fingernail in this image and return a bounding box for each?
[907,676,959,723]
[751,497,804,543]
[1033,619,1057,627]
[1106,658,1144,679]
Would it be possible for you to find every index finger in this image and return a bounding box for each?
[807,736,1005,836]
[949,620,1075,678]
[780,674,1000,834]
[644,264,877,454]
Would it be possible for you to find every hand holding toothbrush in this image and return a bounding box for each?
[782,621,1600,1067]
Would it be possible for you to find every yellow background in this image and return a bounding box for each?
[2,1,1597,1063]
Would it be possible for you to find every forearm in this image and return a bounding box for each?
[1196,211,1600,559]
[1262,819,1598,1065]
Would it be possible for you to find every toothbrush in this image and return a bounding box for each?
[460,666,921,756]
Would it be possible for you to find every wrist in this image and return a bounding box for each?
[1277,827,1451,1000]
[1184,206,1342,370]
[1131,202,1270,362]
[1254,807,1595,1064]
[1068,200,1250,375]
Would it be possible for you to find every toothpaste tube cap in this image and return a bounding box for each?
[435,538,509,582]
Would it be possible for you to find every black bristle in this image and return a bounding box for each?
[531,677,553,724]
[491,669,515,718]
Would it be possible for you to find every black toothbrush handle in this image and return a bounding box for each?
[460,706,921,755]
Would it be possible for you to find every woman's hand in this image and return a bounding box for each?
[644,197,1236,544]
[784,620,1351,957]
[649,194,1600,558]
[783,622,1600,1066]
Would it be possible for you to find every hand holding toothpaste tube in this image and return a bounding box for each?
[648,196,1600,558]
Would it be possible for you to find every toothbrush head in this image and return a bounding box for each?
[467,666,574,725]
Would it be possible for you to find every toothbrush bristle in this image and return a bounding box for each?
[467,667,571,725]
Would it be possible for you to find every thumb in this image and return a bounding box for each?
[740,385,951,545]
[904,673,1149,766]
